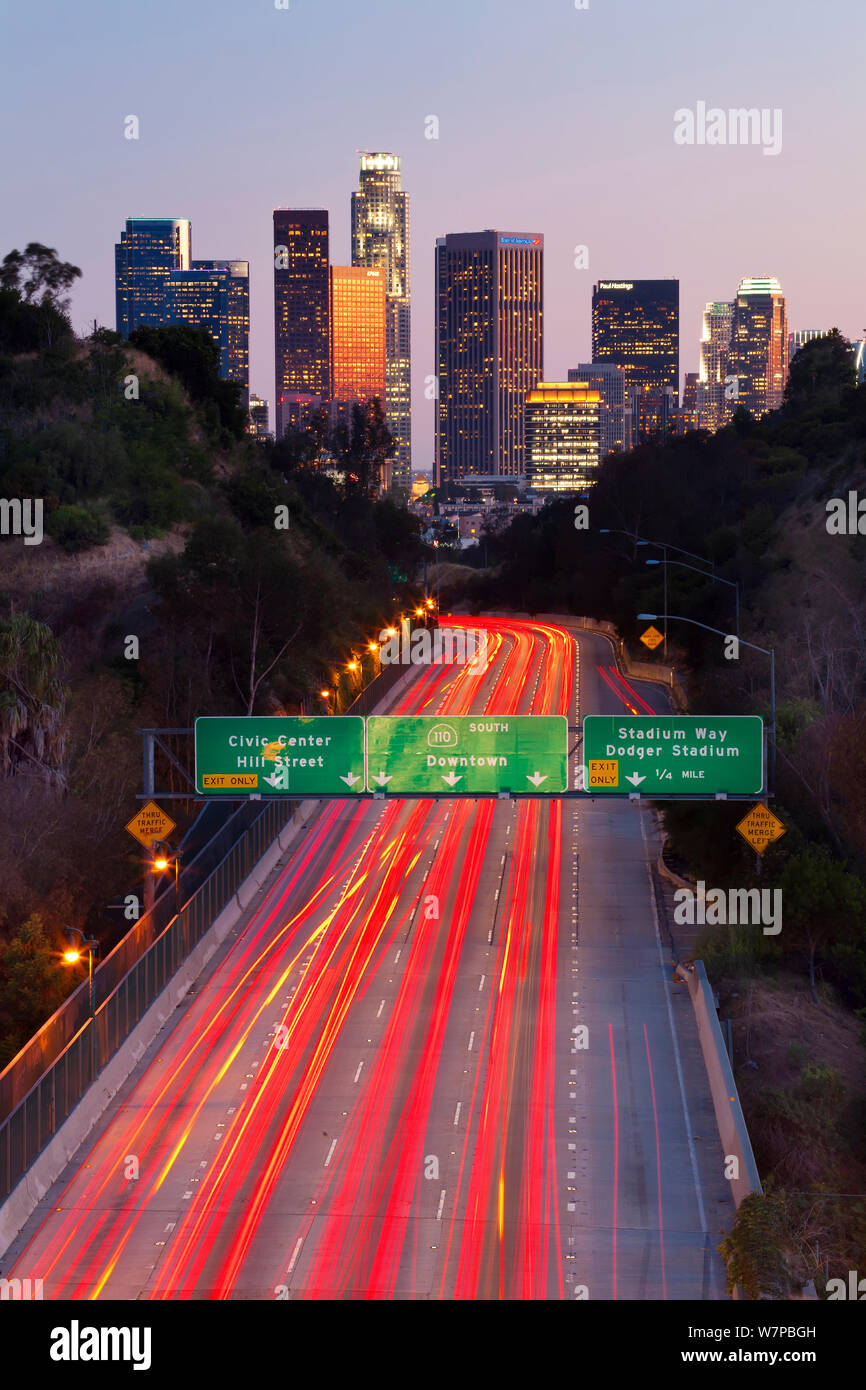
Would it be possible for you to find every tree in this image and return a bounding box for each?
[269,408,330,473]
[128,323,246,439]
[328,399,396,496]
[784,329,856,408]
[0,614,67,784]
[0,914,70,1065]
[0,241,80,352]
[779,845,866,1001]
[0,243,82,311]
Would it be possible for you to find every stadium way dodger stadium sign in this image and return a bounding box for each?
[582,715,764,794]
[194,716,365,795]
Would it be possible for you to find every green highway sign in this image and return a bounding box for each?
[194,716,365,796]
[582,715,764,795]
[365,715,568,794]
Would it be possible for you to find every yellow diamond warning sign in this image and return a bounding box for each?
[125,800,177,849]
[588,759,619,788]
[640,625,664,651]
[736,803,786,855]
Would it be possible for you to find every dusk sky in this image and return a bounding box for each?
[3,0,864,469]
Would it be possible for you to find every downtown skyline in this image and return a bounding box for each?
[2,0,863,470]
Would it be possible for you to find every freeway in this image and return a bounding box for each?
[1,617,733,1299]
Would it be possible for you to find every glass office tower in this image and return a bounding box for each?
[115,218,191,337]
[273,208,330,438]
[329,265,387,406]
[167,260,250,400]
[591,279,679,439]
[351,153,411,492]
[696,301,734,431]
[525,382,601,492]
[568,363,630,457]
[729,276,788,416]
[435,230,544,484]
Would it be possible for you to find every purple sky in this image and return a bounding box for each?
[3,0,864,472]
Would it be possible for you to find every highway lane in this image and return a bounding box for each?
[1,617,733,1299]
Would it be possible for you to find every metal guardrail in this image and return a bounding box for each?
[0,798,295,1201]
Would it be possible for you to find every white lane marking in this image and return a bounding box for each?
[639,810,708,1234]
[324,1139,338,1167]
[183,1191,193,1200]
[453,1102,462,1126]
[376,1000,386,1018]
[467,1032,475,1051]
[164,1222,176,1232]
[436,1189,447,1221]
[478,975,486,990]
[394,949,402,963]
[353,1062,364,1083]
[287,1238,303,1274]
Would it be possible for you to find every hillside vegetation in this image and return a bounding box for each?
[0,246,424,1064]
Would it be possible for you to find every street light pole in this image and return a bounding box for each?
[662,545,668,661]
[637,611,776,791]
[64,926,99,1081]
[646,558,740,640]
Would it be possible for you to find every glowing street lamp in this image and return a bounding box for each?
[63,925,100,1078]
[153,841,182,921]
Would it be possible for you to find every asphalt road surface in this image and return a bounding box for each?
[2,617,733,1299]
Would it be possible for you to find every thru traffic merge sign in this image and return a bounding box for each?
[126,801,177,848]
[365,715,568,794]
[583,715,764,794]
[640,625,664,651]
[194,716,365,796]
[736,804,786,855]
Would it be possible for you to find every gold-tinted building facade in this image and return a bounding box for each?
[525,382,601,492]
[329,265,386,406]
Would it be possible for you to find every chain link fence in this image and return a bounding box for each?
[0,798,295,1201]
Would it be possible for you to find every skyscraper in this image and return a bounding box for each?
[435,230,544,484]
[115,218,191,337]
[167,260,250,400]
[591,279,679,439]
[329,266,386,408]
[567,363,630,457]
[247,394,270,439]
[351,153,411,492]
[678,373,699,432]
[525,383,600,492]
[273,209,330,438]
[789,329,828,359]
[729,276,788,417]
[697,301,734,431]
